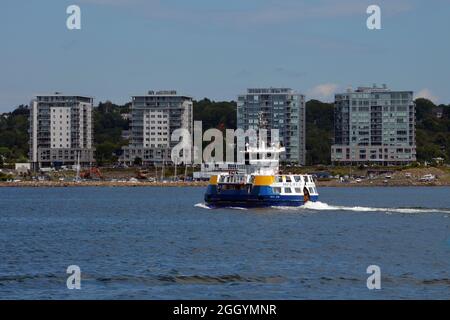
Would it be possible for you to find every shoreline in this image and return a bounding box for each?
[0,181,209,188]
[0,180,448,188]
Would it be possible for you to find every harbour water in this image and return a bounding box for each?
[0,187,449,299]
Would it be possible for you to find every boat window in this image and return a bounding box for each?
[285,176,292,183]
[294,176,302,182]
[294,188,302,193]
[284,187,292,194]
[272,187,281,193]
[309,187,315,194]
[305,176,310,183]
[275,176,283,183]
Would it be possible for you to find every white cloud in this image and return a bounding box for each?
[415,89,439,103]
[308,83,339,101]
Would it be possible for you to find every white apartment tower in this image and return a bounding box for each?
[29,93,94,169]
[120,90,193,165]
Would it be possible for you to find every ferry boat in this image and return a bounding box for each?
[204,143,319,208]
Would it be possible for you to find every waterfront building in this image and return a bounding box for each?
[237,88,306,165]
[29,93,94,170]
[120,90,193,165]
[331,85,416,165]
[193,162,248,180]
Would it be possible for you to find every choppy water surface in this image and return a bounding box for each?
[0,187,449,299]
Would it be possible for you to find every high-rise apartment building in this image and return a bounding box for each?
[120,90,193,165]
[29,93,94,169]
[331,85,416,165]
[237,88,306,164]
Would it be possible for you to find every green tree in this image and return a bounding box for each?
[193,98,237,130]
[305,100,334,165]
[415,98,435,121]
[95,142,118,166]
[415,98,450,163]
[0,105,29,162]
[93,101,130,164]
[133,156,142,166]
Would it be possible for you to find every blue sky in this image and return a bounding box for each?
[1,0,449,111]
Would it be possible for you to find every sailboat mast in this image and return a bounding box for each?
[174,162,177,181]
[161,153,165,181]
[76,151,81,181]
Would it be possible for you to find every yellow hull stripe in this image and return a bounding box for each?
[209,175,218,185]
[254,176,275,186]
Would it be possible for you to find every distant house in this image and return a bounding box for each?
[432,157,444,165]
[432,107,444,119]
[121,129,131,140]
[121,113,131,121]
[15,163,31,174]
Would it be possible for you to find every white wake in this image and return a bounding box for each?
[294,201,450,214]
[195,201,450,214]
[194,203,211,210]
[194,203,248,210]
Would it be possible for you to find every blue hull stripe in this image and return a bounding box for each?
[204,185,319,208]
